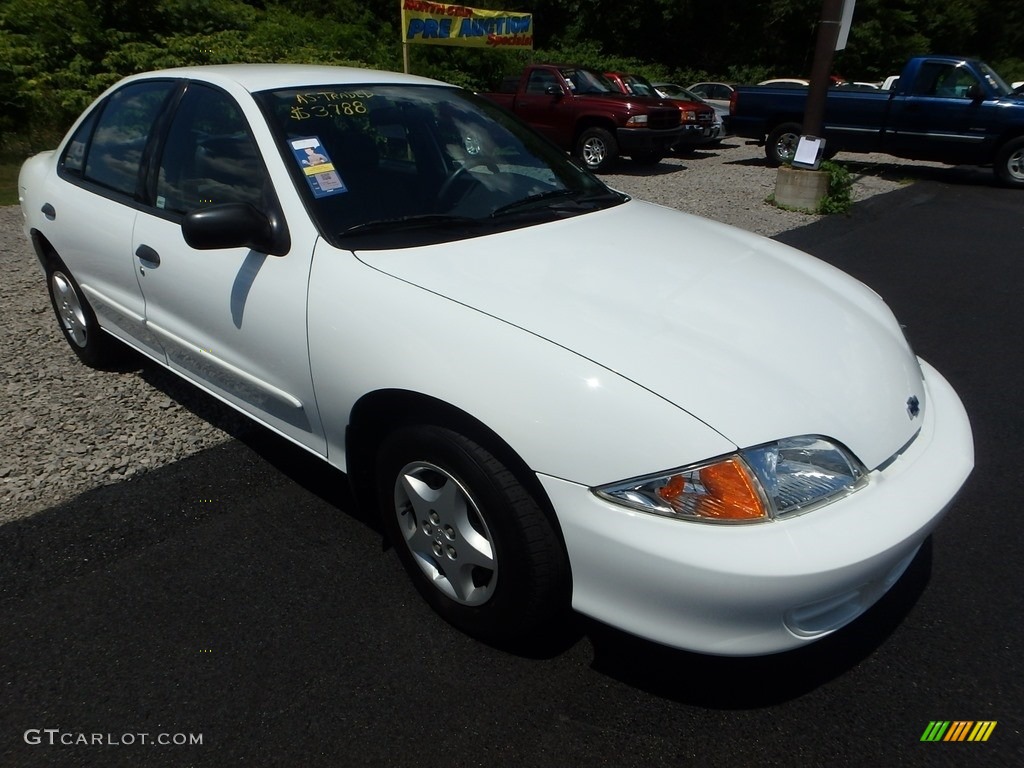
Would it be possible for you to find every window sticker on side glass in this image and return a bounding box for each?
[289,137,347,198]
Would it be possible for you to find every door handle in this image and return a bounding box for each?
[135,244,161,266]
[41,203,56,220]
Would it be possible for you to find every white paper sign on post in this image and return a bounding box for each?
[792,136,826,169]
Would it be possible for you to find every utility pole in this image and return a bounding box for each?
[803,0,846,139]
[774,0,853,209]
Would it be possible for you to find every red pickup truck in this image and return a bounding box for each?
[479,65,683,171]
[604,71,717,152]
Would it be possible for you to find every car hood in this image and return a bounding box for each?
[355,201,925,470]
[574,92,681,115]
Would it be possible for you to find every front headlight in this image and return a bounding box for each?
[625,114,648,127]
[594,436,867,524]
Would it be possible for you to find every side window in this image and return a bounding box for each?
[526,70,557,95]
[156,84,268,215]
[81,81,175,196]
[915,63,980,98]
[60,109,99,176]
[913,63,947,96]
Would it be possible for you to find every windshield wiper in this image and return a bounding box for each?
[490,189,625,218]
[341,214,481,237]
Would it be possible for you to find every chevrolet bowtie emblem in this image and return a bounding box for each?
[907,395,921,419]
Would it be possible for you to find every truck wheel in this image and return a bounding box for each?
[994,137,1024,188]
[575,127,618,172]
[766,122,802,167]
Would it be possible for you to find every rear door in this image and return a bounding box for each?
[47,79,178,359]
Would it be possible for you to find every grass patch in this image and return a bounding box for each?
[0,160,21,206]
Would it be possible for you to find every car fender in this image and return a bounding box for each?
[306,240,736,487]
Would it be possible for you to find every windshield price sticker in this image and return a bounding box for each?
[289,137,347,198]
[290,90,373,121]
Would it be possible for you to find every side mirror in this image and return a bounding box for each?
[545,84,563,98]
[966,83,985,101]
[182,203,290,256]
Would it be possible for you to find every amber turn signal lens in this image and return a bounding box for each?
[695,459,767,520]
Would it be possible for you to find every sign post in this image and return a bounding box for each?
[775,0,855,208]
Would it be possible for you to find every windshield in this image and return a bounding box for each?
[979,62,1012,96]
[256,84,621,248]
[622,75,660,98]
[653,83,704,102]
[558,68,616,95]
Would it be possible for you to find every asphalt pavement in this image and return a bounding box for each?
[2,173,1022,767]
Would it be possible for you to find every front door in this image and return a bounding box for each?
[886,61,999,164]
[133,82,325,453]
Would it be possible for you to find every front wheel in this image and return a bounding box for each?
[376,425,570,648]
[994,136,1024,188]
[574,127,618,172]
[765,122,803,167]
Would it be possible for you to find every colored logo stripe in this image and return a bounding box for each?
[968,721,997,742]
[921,721,949,741]
[920,721,996,742]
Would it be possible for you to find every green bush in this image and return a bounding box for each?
[817,160,854,214]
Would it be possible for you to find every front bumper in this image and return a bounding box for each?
[539,359,973,655]
[616,126,684,156]
[674,122,718,146]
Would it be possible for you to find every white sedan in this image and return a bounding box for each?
[19,65,973,655]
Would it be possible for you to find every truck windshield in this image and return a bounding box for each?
[622,75,660,98]
[979,62,1013,96]
[256,84,621,248]
[558,68,616,95]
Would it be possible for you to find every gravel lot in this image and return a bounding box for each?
[0,139,924,521]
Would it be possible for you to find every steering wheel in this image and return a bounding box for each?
[437,159,500,206]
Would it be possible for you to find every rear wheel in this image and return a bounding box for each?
[994,136,1024,188]
[574,127,618,172]
[376,425,570,648]
[765,122,803,167]
[45,256,121,368]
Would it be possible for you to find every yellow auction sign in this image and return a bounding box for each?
[400,1,533,49]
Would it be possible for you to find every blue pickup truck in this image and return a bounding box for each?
[729,56,1024,187]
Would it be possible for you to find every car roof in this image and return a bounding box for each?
[119,63,449,93]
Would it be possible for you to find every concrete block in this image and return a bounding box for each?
[774,167,829,211]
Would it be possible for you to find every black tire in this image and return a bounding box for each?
[45,255,121,368]
[376,425,570,648]
[630,152,665,166]
[574,127,618,172]
[994,136,1024,188]
[765,121,803,167]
